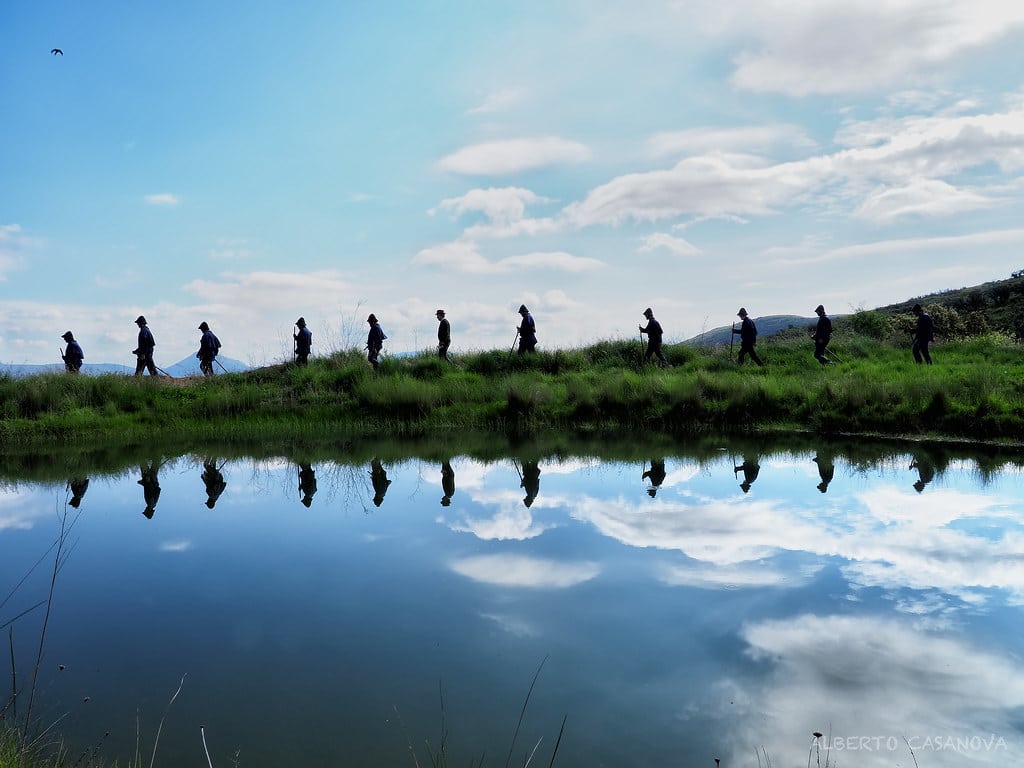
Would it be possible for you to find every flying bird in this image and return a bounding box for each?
[51,48,63,55]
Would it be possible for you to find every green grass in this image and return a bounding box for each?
[3,331,1024,448]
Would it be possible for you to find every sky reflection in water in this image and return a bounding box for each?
[1,448,1022,767]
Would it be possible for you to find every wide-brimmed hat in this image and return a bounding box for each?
[198,321,210,331]
[61,331,74,341]
[296,317,306,326]
[367,313,378,323]
[436,309,445,316]
[737,307,748,317]
[135,315,147,325]
[814,304,825,314]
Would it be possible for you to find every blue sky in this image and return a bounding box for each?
[4,0,1024,366]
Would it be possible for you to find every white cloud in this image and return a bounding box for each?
[638,232,702,257]
[429,187,553,224]
[727,0,1024,96]
[438,137,592,176]
[718,613,1024,767]
[144,193,180,206]
[647,125,816,158]
[450,553,600,588]
[853,178,993,221]
[413,241,604,274]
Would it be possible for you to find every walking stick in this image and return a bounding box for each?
[730,323,735,356]
[154,365,174,378]
[215,358,229,373]
[639,330,645,366]
[507,330,520,361]
[826,347,843,363]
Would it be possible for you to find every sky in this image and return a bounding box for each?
[4,0,1024,367]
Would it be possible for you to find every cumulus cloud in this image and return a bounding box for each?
[566,104,1024,227]
[144,193,180,206]
[430,187,553,224]
[438,137,591,176]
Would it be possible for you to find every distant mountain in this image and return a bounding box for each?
[682,314,844,346]
[1,356,249,379]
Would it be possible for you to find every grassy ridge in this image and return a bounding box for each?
[2,330,1023,447]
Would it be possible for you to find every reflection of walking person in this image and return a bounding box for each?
[520,460,540,507]
[642,458,666,497]
[370,458,391,507]
[811,305,832,365]
[639,308,669,368]
[436,309,451,361]
[202,460,227,508]
[730,308,764,366]
[138,460,161,518]
[734,456,760,493]
[298,462,317,507]
[67,477,89,508]
[911,303,934,365]
[910,455,935,493]
[441,460,455,506]
[813,453,834,493]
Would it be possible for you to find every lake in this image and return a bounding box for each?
[1,438,1022,767]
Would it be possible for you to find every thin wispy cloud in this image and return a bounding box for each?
[144,193,180,206]
[465,87,528,115]
[438,137,592,176]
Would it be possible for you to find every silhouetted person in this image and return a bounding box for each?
[813,452,834,493]
[138,460,161,518]
[67,477,89,508]
[197,321,221,376]
[294,317,312,365]
[366,313,386,370]
[520,460,541,508]
[298,462,317,507]
[132,315,159,376]
[202,460,227,509]
[516,304,537,354]
[811,305,832,365]
[61,331,84,373]
[910,454,936,493]
[441,460,455,506]
[639,307,669,368]
[731,307,764,366]
[734,456,760,493]
[642,458,667,497]
[370,458,391,507]
[911,303,934,365]
[436,309,451,361]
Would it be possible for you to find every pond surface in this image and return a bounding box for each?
[2,441,1023,767]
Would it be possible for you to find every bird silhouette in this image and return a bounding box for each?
[51,48,63,55]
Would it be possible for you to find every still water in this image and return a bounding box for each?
[2,441,1023,767]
